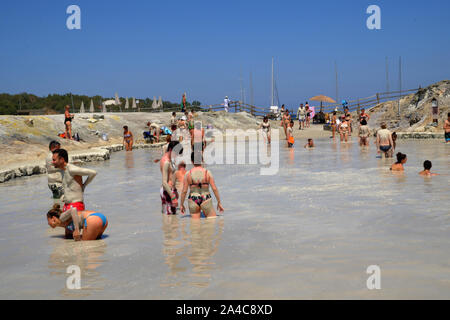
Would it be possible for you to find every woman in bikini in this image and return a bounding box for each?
[260,116,271,144]
[179,152,224,220]
[282,110,291,140]
[391,152,407,172]
[64,105,74,140]
[123,125,134,151]
[46,204,108,241]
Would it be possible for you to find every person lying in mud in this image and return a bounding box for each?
[304,138,315,149]
[419,160,439,177]
[47,204,108,241]
[180,151,224,219]
[390,152,407,172]
[52,149,97,214]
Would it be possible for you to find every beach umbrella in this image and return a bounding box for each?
[132,97,137,109]
[124,97,129,109]
[152,96,158,109]
[115,93,120,105]
[89,99,94,113]
[79,101,85,113]
[310,95,336,112]
[157,96,163,109]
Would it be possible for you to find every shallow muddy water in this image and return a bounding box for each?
[0,138,449,299]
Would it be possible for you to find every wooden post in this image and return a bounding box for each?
[376,93,380,105]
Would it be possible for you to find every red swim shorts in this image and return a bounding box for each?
[63,202,85,212]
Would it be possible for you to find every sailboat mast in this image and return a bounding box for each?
[271,57,274,106]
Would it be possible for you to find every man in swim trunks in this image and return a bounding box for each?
[160,141,183,215]
[46,141,63,202]
[444,112,450,144]
[52,148,97,213]
[376,123,394,159]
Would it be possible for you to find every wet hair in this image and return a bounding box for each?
[49,140,60,151]
[396,152,407,164]
[380,123,387,129]
[333,111,337,115]
[290,121,294,125]
[123,125,128,130]
[392,132,397,141]
[361,119,367,126]
[194,121,202,130]
[178,162,186,168]
[172,112,176,116]
[423,160,432,170]
[448,112,450,117]
[53,148,68,163]
[47,204,62,219]
[263,116,268,122]
[171,124,177,131]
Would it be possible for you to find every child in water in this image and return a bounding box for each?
[419,160,439,177]
[287,121,295,148]
[391,152,407,171]
[304,139,315,148]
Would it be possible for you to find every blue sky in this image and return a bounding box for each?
[1,0,449,108]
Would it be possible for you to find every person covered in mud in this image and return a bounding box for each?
[192,121,206,153]
[123,126,134,151]
[46,204,108,241]
[46,141,63,202]
[52,148,97,214]
[359,108,371,124]
[304,138,315,149]
[64,105,74,140]
[160,141,183,215]
[358,119,370,147]
[259,116,271,144]
[391,152,407,172]
[376,123,394,158]
[419,160,439,177]
[180,151,224,219]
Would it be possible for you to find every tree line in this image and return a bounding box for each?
[0,93,202,115]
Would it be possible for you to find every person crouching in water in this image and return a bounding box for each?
[419,160,439,177]
[123,125,134,151]
[358,119,370,147]
[304,139,315,149]
[391,152,407,171]
[287,121,295,148]
[47,204,108,241]
[179,152,224,219]
[52,148,97,238]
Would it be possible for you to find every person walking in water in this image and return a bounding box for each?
[339,116,349,143]
[160,141,182,215]
[259,116,271,144]
[46,141,63,202]
[123,125,134,151]
[224,96,230,113]
[376,123,394,158]
[46,204,108,241]
[64,105,74,140]
[297,104,306,130]
[179,152,224,219]
[287,121,295,148]
[358,119,370,147]
[52,149,97,213]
